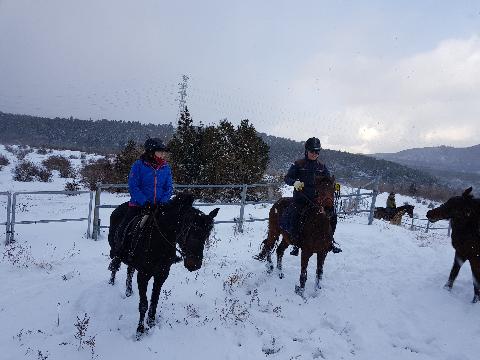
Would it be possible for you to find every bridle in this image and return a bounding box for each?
[150,207,196,260]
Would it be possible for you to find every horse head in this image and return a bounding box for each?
[315,175,335,209]
[404,204,414,218]
[426,187,477,223]
[172,193,219,272]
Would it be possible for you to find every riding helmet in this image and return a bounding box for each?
[144,138,169,153]
[305,137,321,152]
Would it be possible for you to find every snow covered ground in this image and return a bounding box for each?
[1,145,478,360]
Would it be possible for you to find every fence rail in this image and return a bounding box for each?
[91,182,379,240]
[7,190,94,244]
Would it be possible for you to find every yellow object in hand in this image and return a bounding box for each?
[293,181,304,191]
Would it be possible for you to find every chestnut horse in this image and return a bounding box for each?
[255,176,336,296]
[374,204,414,224]
[426,187,480,303]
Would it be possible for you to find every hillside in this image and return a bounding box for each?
[372,145,480,190]
[0,111,453,197]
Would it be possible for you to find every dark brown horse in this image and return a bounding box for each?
[374,204,414,223]
[108,193,219,337]
[426,187,480,303]
[255,176,335,296]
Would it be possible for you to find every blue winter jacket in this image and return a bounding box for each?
[128,159,173,206]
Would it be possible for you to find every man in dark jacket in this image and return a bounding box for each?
[282,137,341,255]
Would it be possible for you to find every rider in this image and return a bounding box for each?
[108,138,174,271]
[386,192,397,219]
[282,137,341,256]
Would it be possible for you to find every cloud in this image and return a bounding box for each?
[280,35,480,153]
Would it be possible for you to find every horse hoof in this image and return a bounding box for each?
[443,283,453,291]
[136,324,145,339]
[295,285,305,297]
[266,264,274,274]
[278,273,284,279]
[146,316,156,328]
[125,289,133,297]
[108,278,115,286]
[472,295,479,304]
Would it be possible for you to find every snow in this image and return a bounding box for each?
[1,145,479,360]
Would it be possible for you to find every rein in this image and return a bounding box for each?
[150,208,192,259]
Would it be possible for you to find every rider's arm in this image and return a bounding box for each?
[284,163,298,186]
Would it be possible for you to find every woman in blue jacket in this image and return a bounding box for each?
[109,138,173,271]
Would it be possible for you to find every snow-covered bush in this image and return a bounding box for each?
[42,155,75,178]
[13,160,52,182]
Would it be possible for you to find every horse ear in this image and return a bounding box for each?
[174,192,194,207]
[208,208,219,219]
[463,187,473,197]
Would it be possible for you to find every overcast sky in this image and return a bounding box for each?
[1,0,479,153]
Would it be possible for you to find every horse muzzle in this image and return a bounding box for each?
[426,209,441,223]
[184,257,202,272]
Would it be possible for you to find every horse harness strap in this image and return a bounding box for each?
[151,211,188,259]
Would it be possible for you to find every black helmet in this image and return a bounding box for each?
[144,138,169,153]
[305,137,321,152]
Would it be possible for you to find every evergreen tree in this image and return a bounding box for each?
[168,107,202,184]
[233,119,269,184]
[113,139,142,183]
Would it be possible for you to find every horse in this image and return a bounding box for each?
[255,176,336,297]
[374,204,414,224]
[108,193,219,337]
[426,187,480,303]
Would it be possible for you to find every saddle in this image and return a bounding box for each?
[114,213,154,264]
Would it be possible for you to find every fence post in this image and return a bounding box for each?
[5,192,12,245]
[425,220,430,233]
[86,191,94,239]
[9,193,17,243]
[93,183,102,240]
[354,188,360,214]
[368,177,379,225]
[238,184,248,233]
[410,217,414,230]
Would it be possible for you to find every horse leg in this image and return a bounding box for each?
[276,239,289,279]
[445,252,465,290]
[125,266,135,297]
[147,269,170,328]
[109,269,116,285]
[136,271,151,337]
[315,251,327,290]
[469,257,480,303]
[295,250,310,297]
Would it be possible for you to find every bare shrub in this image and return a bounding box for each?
[65,181,81,193]
[15,148,33,160]
[36,148,48,155]
[79,158,115,190]
[0,154,9,168]
[13,161,52,182]
[42,155,75,178]
[4,144,15,154]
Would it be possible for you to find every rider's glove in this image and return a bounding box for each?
[293,181,304,191]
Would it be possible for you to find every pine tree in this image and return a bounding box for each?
[233,119,269,184]
[113,139,142,183]
[168,107,202,184]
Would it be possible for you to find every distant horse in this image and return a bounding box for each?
[426,187,480,303]
[374,204,414,224]
[108,193,219,337]
[255,176,335,296]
